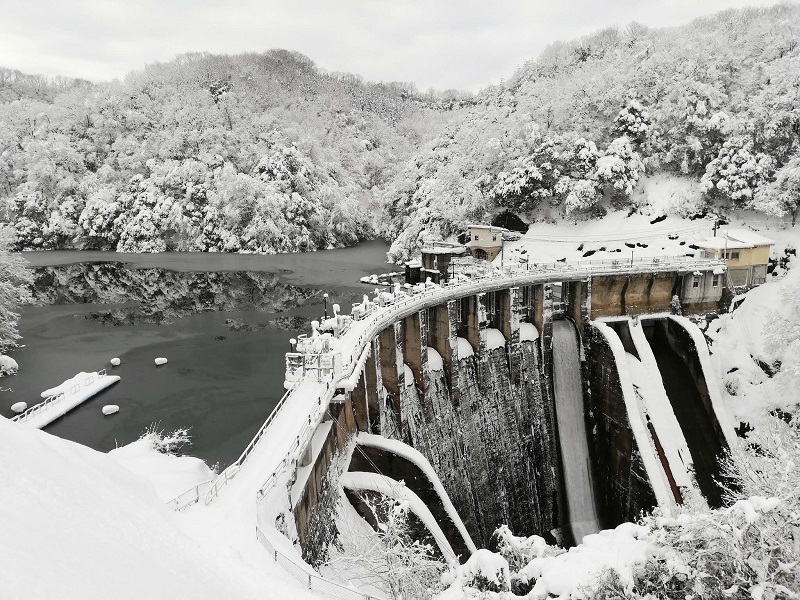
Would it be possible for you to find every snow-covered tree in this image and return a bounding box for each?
[700,136,776,204]
[560,177,602,215]
[326,491,447,600]
[491,137,562,212]
[752,154,800,226]
[613,97,651,147]
[595,136,644,204]
[0,227,32,351]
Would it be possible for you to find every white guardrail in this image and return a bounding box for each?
[165,255,725,593]
[11,369,108,424]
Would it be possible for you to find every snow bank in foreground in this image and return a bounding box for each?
[0,416,291,600]
[520,523,650,599]
[109,435,214,502]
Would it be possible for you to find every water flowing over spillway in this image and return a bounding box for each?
[552,320,600,543]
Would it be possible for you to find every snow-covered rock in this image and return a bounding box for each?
[102,405,119,416]
[154,358,168,366]
[10,401,27,414]
[110,358,121,366]
[0,355,19,376]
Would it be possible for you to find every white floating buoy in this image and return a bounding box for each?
[110,358,121,366]
[11,401,27,414]
[154,358,168,366]
[102,405,119,416]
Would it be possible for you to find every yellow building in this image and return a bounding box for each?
[695,229,774,287]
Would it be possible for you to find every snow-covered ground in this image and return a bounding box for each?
[501,180,797,267]
[108,433,214,502]
[707,260,800,425]
[0,415,317,600]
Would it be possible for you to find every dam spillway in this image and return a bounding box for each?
[552,320,600,544]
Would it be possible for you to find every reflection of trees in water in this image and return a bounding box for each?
[30,263,325,325]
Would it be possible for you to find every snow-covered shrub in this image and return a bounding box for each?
[140,425,191,455]
[327,491,447,600]
[459,549,511,593]
[724,373,740,396]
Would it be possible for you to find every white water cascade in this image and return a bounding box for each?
[552,320,601,543]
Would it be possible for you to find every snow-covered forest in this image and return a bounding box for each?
[381,4,800,259]
[1,5,798,260]
[0,50,455,253]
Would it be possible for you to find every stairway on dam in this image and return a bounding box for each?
[552,320,600,544]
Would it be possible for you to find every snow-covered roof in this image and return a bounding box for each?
[421,244,467,255]
[467,223,508,233]
[696,229,775,250]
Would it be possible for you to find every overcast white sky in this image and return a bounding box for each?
[0,0,793,91]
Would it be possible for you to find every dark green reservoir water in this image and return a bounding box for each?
[1,242,390,470]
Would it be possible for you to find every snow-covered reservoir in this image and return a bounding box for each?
[14,371,121,429]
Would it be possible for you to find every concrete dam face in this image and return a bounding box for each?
[393,336,560,547]
[290,270,732,561]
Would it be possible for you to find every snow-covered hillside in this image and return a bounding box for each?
[0,416,315,600]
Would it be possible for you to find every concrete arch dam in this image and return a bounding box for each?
[272,256,735,558]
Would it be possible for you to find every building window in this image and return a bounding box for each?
[732,251,740,260]
[692,277,700,288]
[474,235,479,241]
[492,235,497,241]
[712,275,719,288]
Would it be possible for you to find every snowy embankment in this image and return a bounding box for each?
[0,416,313,600]
[14,371,120,429]
[590,322,675,508]
[109,435,214,503]
[356,432,477,555]
[706,264,800,425]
